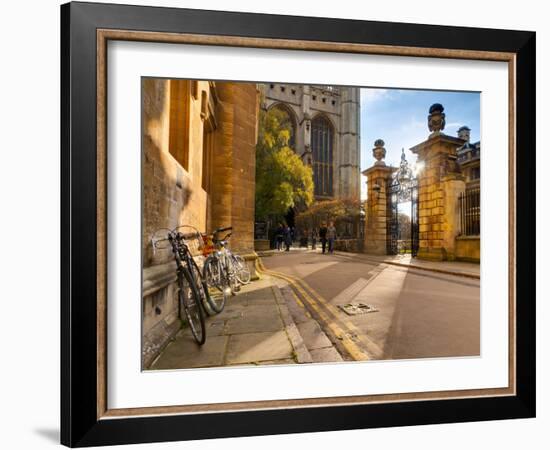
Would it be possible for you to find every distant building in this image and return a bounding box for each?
[456,126,480,189]
[259,84,361,200]
[456,125,480,245]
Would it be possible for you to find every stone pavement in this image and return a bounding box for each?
[149,276,322,370]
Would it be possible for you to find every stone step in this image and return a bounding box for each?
[276,281,343,364]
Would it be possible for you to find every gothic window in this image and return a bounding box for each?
[311,115,334,197]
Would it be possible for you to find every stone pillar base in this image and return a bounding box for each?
[241,252,259,281]
[417,247,456,261]
[364,241,387,255]
[254,239,271,251]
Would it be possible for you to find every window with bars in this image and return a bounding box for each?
[458,188,480,236]
[311,116,334,197]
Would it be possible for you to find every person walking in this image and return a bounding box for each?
[284,224,292,252]
[319,222,328,254]
[311,228,317,250]
[275,223,284,251]
[327,221,337,254]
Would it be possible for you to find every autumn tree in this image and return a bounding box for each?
[295,198,362,237]
[255,106,314,220]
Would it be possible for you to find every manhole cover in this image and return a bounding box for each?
[338,303,379,315]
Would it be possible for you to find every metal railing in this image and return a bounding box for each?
[458,188,480,236]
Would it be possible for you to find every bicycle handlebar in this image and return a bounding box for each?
[178,231,200,240]
[151,227,200,254]
[214,226,232,234]
[212,232,232,244]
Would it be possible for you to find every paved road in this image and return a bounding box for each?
[260,249,480,361]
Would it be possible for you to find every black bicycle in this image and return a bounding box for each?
[151,226,209,345]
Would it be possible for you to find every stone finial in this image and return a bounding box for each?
[372,139,387,166]
[428,103,446,136]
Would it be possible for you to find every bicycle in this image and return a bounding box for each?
[203,227,251,297]
[198,228,231,313]
[151,226,212,345]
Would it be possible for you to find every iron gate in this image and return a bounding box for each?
[387,150,419,257]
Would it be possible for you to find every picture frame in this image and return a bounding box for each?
[60,1,535,447]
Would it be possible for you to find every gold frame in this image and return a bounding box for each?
[96,29,516,420]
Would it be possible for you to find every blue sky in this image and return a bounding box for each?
[359,88,480,199]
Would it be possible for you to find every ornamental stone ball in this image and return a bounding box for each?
[428,103,446,135]
[373,139,387,166]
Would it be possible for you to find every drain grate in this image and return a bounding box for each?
[338,303,379,315]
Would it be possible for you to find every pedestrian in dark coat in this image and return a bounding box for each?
[284,225,292,251]
[319,222,328,254]
[275,223,284,251]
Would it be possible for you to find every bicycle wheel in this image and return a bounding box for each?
[179,268,206,345]
[203,256,227,313]
[232,254,251,285]
[222,254,240,295]
[189,260,217,317]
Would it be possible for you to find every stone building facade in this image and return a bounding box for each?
[142,79,259,367]
[259,84,361,200]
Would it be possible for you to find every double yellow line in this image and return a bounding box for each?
[256,258,382,361]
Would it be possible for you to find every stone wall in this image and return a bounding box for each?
[142,79,210,367]
[142,79,209,268]
[334,239,364,253]
[141,79,259,367]
[455,236,480,262]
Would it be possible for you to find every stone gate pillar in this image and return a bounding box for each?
[363,139,394,255]
[410,104,466,261]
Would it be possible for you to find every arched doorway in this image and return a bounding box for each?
[311,115,334,197]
